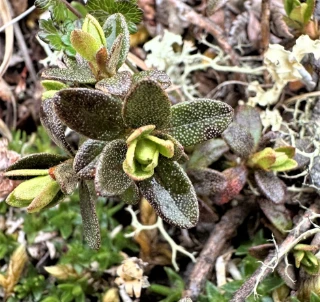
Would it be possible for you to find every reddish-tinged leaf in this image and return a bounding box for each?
[213,165,248,204]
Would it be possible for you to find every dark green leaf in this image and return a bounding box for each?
[120,183,140,205]
[41,55,96,84]
[86,0,143,34]
[6,153,68,177]
[187,168,227,196]
[123,80,171,129]
[139,159,199,228]
[167,99,233,147]
[96,71,132,96]
[74,140,106,179]
[53,159,78,195]
[79,180,101,250]
[103,13,130,69]
[254,170,286,204]
[222,122,255,159]
[95,139,136,196]
[54,88,125,140]
[234,104,262,148]
[258,198,292,233]
[133,70,171,89]
[40,98,75,156]
[187,138,229,169]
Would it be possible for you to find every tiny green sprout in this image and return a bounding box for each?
[123,125,174,181]
[293,244,320,275]
[248,146,298,172]
[41,80,68,100]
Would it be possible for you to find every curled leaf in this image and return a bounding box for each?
[40,98,75,156]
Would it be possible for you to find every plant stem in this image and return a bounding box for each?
[59,0,82,19]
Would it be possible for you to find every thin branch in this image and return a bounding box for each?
[166,0,240,66]
[260,0,270,54]
[230,204,320,302]
[183,200,256,301]
[0,5,36,33]
[59,0,82,19]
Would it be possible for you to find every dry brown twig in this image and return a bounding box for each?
[260,0,271,54]
[230,203,320,302]
[166,0,240,66]
[183,200,256,301]
[0,0,14,77]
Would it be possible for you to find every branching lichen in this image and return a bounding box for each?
[125,206,196,271]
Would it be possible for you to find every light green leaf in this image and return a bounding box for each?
[54,88,125,140]
[6,175,55,208]
[79,180,101,250]
[70,30,102,62]
[41,80,68,91]
[82,14,106,46]
[167,99,233,147]
[103,13,130,69]
[27,179,61,213]
[123,80,171,129]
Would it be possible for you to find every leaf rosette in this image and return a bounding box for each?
[51,79,233,228]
